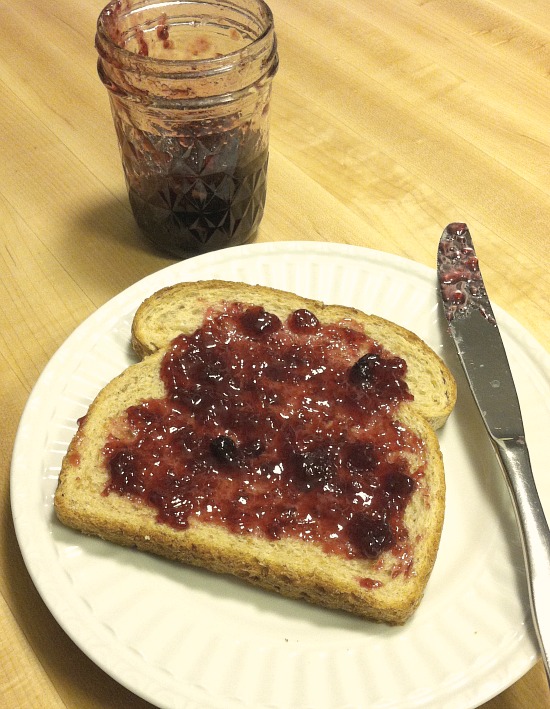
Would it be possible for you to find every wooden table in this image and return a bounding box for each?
[1,0,549,706]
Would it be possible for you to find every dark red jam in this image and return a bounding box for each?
[122,131,268,258]
[438,222,496,324]
[103,303,425,562]
[127,142,267,257]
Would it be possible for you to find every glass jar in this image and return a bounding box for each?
[96,0,278,258]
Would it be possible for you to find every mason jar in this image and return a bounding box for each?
[96,0,278,258]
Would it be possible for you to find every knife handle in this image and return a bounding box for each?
[495,437,550,687]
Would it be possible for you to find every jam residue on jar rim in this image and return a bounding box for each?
[103,302,427,571]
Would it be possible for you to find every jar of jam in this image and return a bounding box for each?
[96,0,278,258]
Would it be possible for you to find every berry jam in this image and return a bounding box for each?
[117,119,268,257]
[128,166,266,257]
[437,222,496,324]
[103,303,425,562]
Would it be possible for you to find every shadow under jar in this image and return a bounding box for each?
[96,0,278,258]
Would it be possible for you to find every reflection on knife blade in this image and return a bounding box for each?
[437,222,496,324]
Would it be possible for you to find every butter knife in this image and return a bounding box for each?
[437,222,550,686]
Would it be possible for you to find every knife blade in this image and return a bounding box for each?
[437,222,550,688]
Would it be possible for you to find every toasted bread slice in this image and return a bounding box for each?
[55,280,456,624]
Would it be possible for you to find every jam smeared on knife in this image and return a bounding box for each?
[103,303,424,564]
[437,222,496,323]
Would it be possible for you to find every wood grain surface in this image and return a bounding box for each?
[1,0,549,706]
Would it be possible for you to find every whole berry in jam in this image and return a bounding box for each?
[240,306,282,337]
[348,514,393,559]
[349,351,411,402]
[349,353,382,388]
[288,308,320,332]
[385,470,416,499]
[210,435,240,465]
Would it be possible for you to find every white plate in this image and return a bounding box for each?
[11,241,550,709]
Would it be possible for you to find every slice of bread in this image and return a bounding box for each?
[55,280,456,624]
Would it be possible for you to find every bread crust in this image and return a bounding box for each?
[55,280,454,624]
